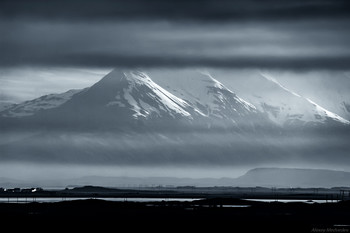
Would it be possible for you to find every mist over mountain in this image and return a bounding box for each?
[204,70,350,126]
[0,69,349,180]
[1,167,349,188]
[271,72,350,121]
[232,167,350,188]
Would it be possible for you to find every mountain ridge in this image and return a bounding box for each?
[0,69,349,167]
[208,70,350,127]
[234,167,350,188]
[0,69,270,131]
[1,69,348,129]
[1,167,350,188]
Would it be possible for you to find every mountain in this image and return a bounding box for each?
[149,69,267,129]
[0,69,349,167]
[212,71,350,127]
[0,101,15,112]
[70,69,193,120]
[0,69,266,131]
[39,69,200,130]
[233,168,350,188]
[2,69,347,128]
[274,72,350,121]
[0,89,82,117]
[0,69,280,166]
[2,168,350,188]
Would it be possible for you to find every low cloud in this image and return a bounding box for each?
[1,0,350,22]
[1,19,350,70]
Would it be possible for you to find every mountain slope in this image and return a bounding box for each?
[233,168,350,188]
[0,101,15,112]
[0,69,282,165]
[0,69,269,130]
[62,69,193,119]
[275,72,350,121]
[148,69,266,128]
[213,71,350,127]
[1,69,348,130]
[0,69,349,167]
[0,89,82,117]
[0,69,198,130]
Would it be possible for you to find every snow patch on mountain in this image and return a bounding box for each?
[206,71,257,112]
[262,73,350,125]
[104,70,192,119]
[128,71,191,118]
[260,72,301,98]
[306,98,350,125]
[0,89,82,117]
[232,72,350,126]
[260,73,349,125]
[149,69,257,123]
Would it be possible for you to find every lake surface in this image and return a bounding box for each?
[0,197,202,203]
[244,199,340,203]
[0,197,341,204]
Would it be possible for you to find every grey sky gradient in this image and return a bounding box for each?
[0,67,108,102]
[1,1,350,184]
[1,1,350,70]
[1,0,350,22]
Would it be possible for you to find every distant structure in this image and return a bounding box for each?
[5,188,21,193]
[0,187,43,193]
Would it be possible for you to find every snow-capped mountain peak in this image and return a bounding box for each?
[71,69,193,120]
[148,69,258,123]
[199,70,227,90]
[119,70,192,119]
[204,73,257,114]
[1,68,348,129]
[231,72,350,126]
[262,72,350,126]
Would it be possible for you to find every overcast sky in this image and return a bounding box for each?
[1,0,350,102]
[1,1,350,181]
[1,0,350,69]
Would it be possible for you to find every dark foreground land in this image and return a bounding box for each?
[1,198,350,232]
[1,186,350,232]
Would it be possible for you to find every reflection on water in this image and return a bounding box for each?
[220,205,250,208]
[0,197,202,203]
[244,199,341,203]
[0,197,340,205]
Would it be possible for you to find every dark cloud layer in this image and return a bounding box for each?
[3,53,350,70]
[1,0,350,22]
[1,0,350,70]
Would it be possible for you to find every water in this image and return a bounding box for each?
[0,197,340,204]
[221,205,250,208]
[0,197,202,203]
[244,199,340,203]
